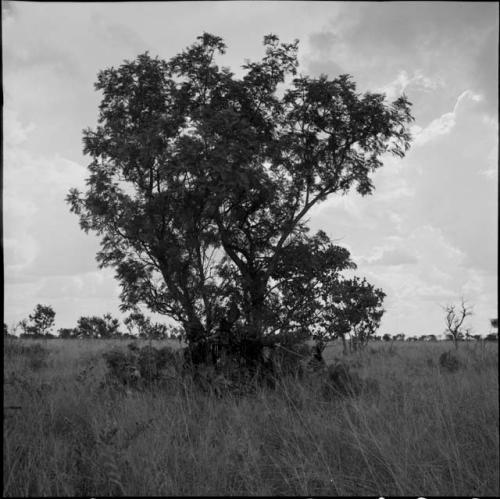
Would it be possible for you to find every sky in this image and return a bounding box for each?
[2,1,498,337]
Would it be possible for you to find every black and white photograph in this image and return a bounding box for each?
[3,1,498,496]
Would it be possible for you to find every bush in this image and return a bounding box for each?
[103,344,184,389]
[322,362,363,399]
[102,349,140,387]
[439,351,462,372]
[137,345,179,382]
[266,343,313,378]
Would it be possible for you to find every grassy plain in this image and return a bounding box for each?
[3,337,499,496]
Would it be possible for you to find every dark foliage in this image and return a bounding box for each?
[64,314,122,339]
[322,362,363,399]
[103,344,183,388]
[439,351,462,372]
[18,304,56,338]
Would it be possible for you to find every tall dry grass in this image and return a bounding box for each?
[4,338,499,496]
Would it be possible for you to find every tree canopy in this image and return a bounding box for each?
[18,304,56,338]
[68,33,413,367]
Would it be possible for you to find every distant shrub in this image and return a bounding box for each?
[73,314,122,338]
[58,328,78,339]
[266,343,313,378]
[103,344,183,389]
[102,349,139,387]
[322,362,363,399]
[137,345,178,382]
[439,351,461,372]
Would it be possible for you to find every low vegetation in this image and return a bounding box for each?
[4,337,498,496]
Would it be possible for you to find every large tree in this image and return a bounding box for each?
[68,33,413,366]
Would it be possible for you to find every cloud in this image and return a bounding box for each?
[3,235,39,270]
[327,3,496,62]
[90,11,148,50]
[3,110,102,286]
[304,2,498,118]
[4,42,81,77]
[37,270,120,301]
[480,145,498,180]
[352,225,474,314]
[472,23,499,109]
[309,31,338,54]
[377,70,444,102]
[412,90,483,146]
[3,11,81,78]
[307,59,344,79]
[362,247,418,267]
[5,270,124,330]
[306,30,345,77]
[3,108,36,146]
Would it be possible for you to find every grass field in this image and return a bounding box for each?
[4,337,499,496]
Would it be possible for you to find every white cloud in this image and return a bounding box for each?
[3,235,39,270]
[3,110,109,327]
[479,121,498,179]
[360,247,418,266]
[350,224,485,332]
[412,90,483,146]
[3,107,36,146]
[377,69,444,101]
[5,270,124,330]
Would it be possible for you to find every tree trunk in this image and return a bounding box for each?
[184,318,209,365]
[247,278,268,338]
[341,335,348,355]
[239,279,269,368]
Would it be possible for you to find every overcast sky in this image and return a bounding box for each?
[2,1,498,336]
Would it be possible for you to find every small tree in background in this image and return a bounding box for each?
[3,323,17,338]
[484,319,498,341]
[58,327,78,339]
[124,312,170,339]
[271,233,385,355]
[464,327,474,341]
[124,312,149,338]
[443,297,472,350]
[73,314,121,339]
[345,280,385,352]
[17,319,29,336]
[19,304,56,338]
